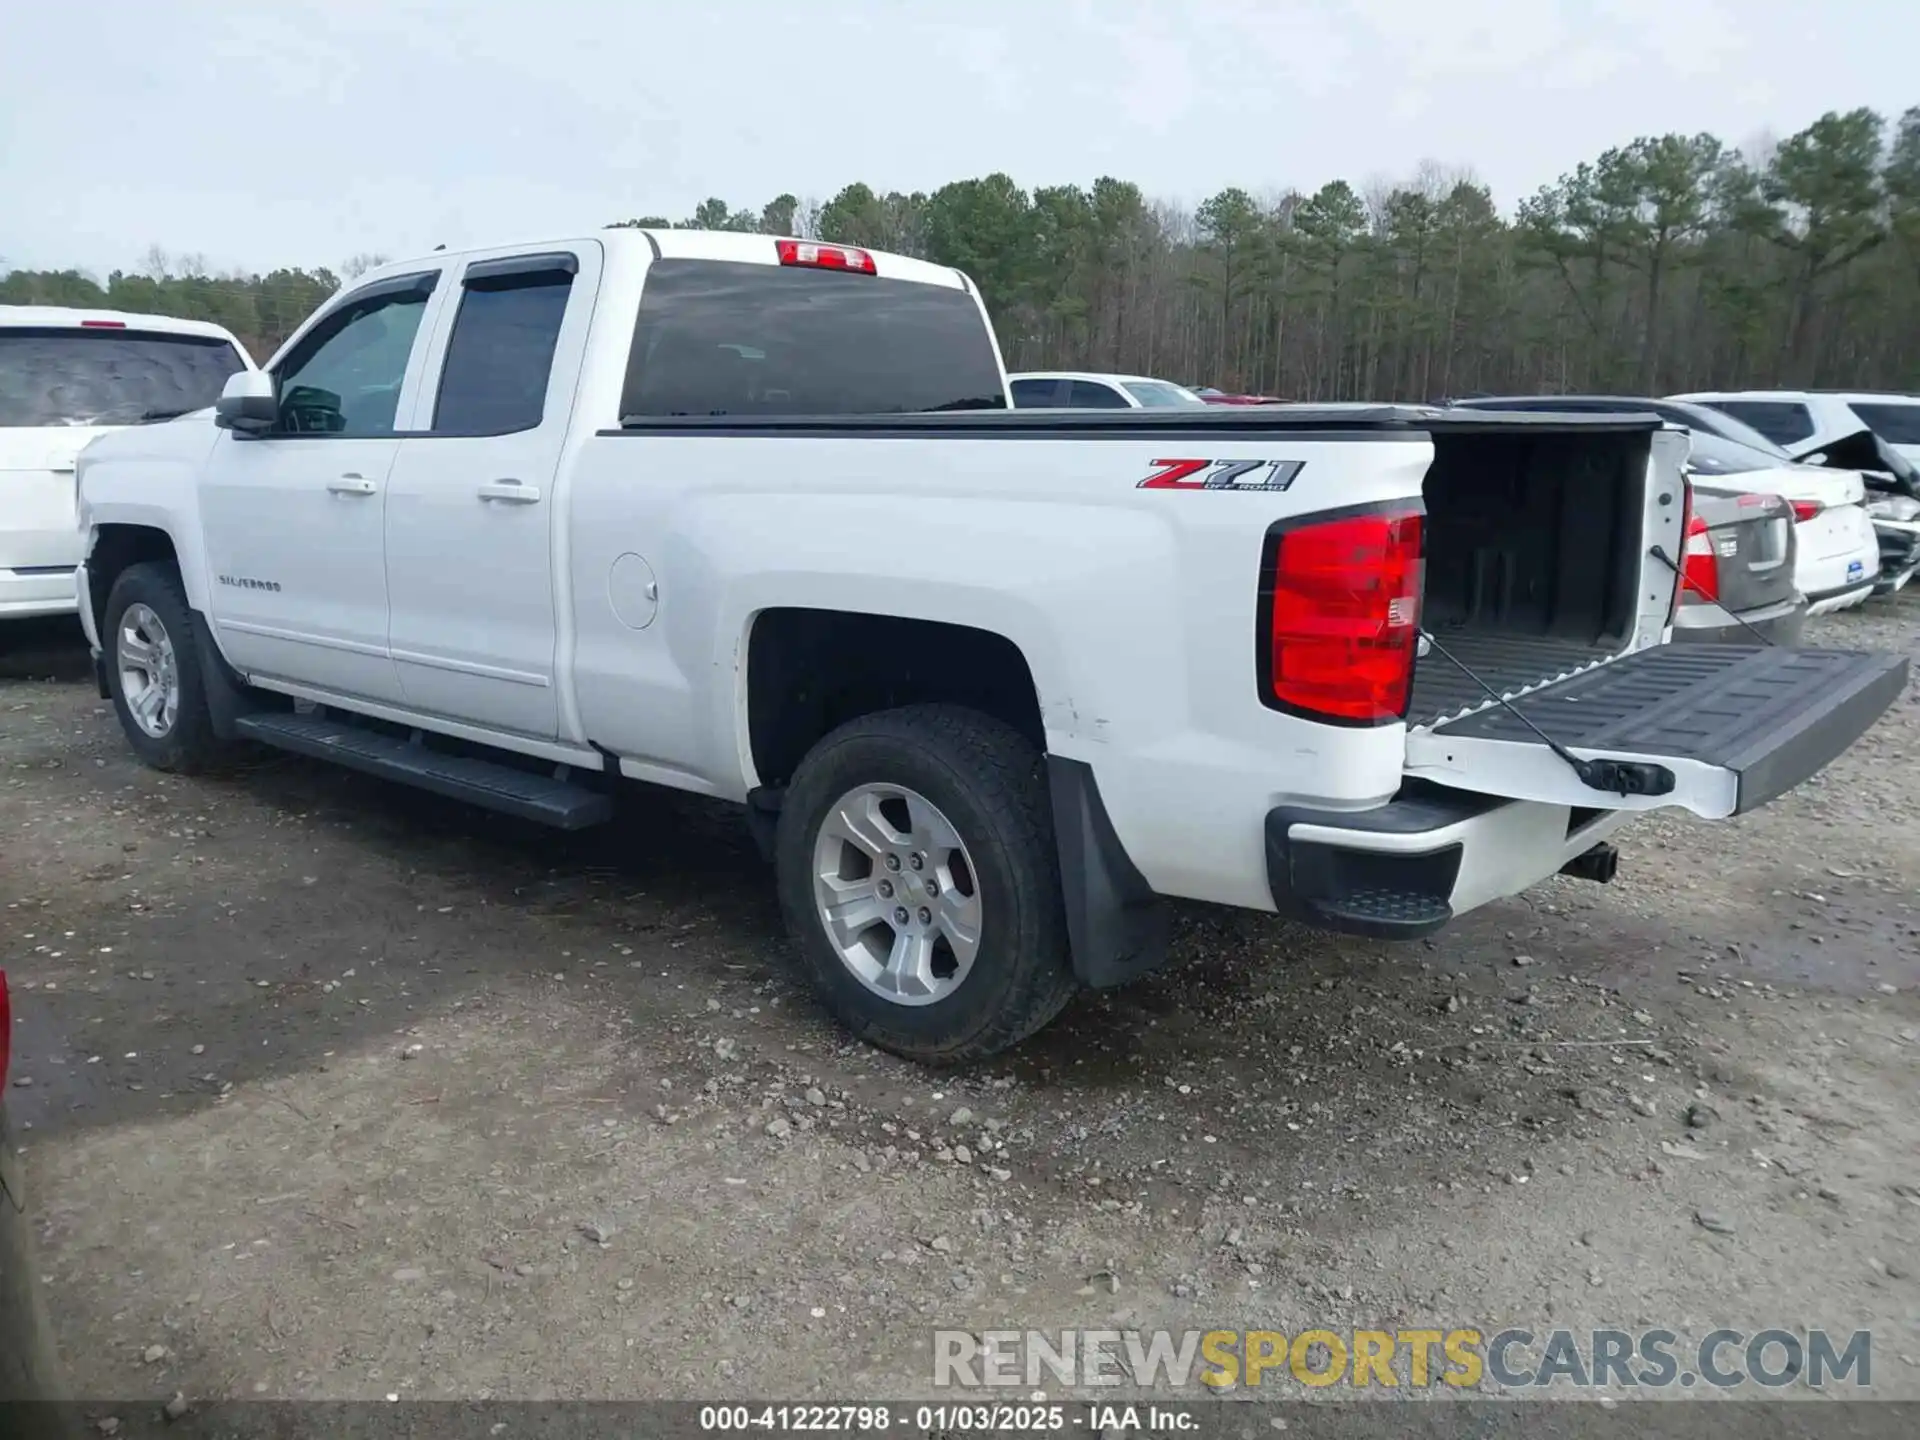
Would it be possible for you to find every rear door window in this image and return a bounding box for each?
[0,328,247,427]
[432,257,576,435]
[1067,380,1131,408]
[1847,402,1920,445]
[622,259,1006,418]
[1703,400,1815,446]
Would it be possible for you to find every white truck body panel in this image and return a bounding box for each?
[568,426,1435,908]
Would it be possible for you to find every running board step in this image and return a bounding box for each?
[1305,888,1453,936]
[233,712,613,829]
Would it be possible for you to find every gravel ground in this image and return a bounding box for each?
[3,599,1918,1414]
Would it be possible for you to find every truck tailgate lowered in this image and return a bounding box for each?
[1404,645,1908,818]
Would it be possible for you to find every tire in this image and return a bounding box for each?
[101,561,226,774]
[775,704,1078,1064]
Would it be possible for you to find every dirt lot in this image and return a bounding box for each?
[3,601,1918,1412]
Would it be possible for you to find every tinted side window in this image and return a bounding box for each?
[432,267,574,435]
[1706,400,1814,446]
[0,330,246,427]
[1848,403,1920,445]
[1067,380,1131,408]
[621,260,1006,418]
[1010,378,1064,408]
[274,282,433,436]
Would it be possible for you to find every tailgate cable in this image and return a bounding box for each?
[1417,629,1675,798]
[1646,545,1778,647]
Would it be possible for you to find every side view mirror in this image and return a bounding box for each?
[214,370,278,434]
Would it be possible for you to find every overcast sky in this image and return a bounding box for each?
[2,0,1912,277]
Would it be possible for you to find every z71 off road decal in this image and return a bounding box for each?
[1137,458,1306,492]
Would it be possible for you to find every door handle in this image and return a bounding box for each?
[328,474,378,496]
[477,479,542,504]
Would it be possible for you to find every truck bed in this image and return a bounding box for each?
[606,405,1674,742]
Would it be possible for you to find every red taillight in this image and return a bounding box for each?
[775,239,877,275]
[1,971,11,1092]
[1262,510,1424,724]
[1789,498,1827,523]
[80,318,127,328]
[1682,512,1720,603]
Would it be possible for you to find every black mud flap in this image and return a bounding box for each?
[1404,645,1908,819]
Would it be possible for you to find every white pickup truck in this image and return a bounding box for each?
[72,229,1908,1061]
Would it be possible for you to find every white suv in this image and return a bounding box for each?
[1671,390,1920,469]
[2,306,254,621]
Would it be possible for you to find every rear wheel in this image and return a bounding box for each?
[775,705,1078,1064]
[102,562,226,773]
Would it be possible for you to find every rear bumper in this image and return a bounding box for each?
[1873,518,1920,591]
[1804,581,1876,616]
[1265,785,1633,940]
[0,567,78,620]
[1797,509,1879,613]
[1671,594,1807,646]
[1053,759,1640,972]
[1872,521,1919,595]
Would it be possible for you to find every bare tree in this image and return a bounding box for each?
[341,253,391,281]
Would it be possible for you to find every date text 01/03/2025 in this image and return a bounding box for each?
[697,1403,1166,1433]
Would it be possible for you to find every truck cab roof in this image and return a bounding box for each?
[356,229,972,293]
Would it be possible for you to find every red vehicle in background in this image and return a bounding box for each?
[1193,386,1286,405]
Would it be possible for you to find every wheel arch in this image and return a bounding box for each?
[94,545,262,743]
[85,523,183,641]
[744,609,1170,993]
[744,607,1045,790]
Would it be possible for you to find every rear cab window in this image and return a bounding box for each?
[621,260,1006,418]
[1847,402,1920,445]
[1010,378,1065,408]
[1121,380,1204,408]
[0,327,247,427]
[1067,379,1131,409]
